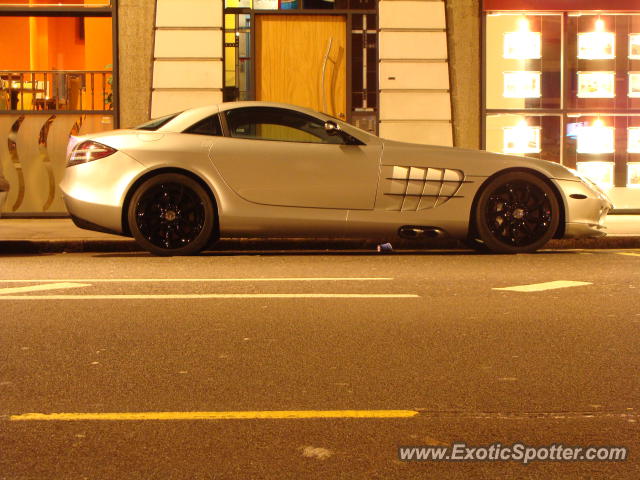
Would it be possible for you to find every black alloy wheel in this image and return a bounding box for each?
[128,173,215,256]
[474,172,560,254]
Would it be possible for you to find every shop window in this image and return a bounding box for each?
[628,162,640,187]
[0,15,113,112]
[563,115,640,187]
[484,7,640,191]
[223,13,251,101]
[565,14,640,111]
[485,14,562,111]
[576,161,615,189]
[485,114,561,162]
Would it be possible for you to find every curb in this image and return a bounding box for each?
[2,236,640,254]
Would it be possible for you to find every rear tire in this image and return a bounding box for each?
[128,173,215,256]
[474,172,559,254]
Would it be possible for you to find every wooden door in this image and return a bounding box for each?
[256,15,346,119]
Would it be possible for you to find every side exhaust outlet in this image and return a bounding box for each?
[398,226,445,239]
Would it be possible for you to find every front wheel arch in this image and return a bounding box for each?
[466,168,566,247]
[122,167,220,243]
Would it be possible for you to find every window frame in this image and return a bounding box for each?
[222,106,355,144]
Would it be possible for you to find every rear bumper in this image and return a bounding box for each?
[59,151,146,234]
[63,195,126,236]
[64,198,128,237]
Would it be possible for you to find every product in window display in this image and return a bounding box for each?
[576,161,614,189]
[253,0,277,8]
[628,73,640,98]
[577,71,615,98]
[503,122,541,154]
[577,31,615,60]
[576,120,615,154]
[225,0,251,6]
[627,128,640,153]
[629,34,640,59]
[503,31,541,60]
[503,71,541,98]
[628,163,640,187]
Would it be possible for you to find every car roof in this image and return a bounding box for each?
[156,102,330,132]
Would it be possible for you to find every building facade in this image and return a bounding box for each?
[1,0,637,217]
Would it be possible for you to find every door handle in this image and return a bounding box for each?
[321,37,333,114]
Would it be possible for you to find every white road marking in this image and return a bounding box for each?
[0,293,419,300]
[0,282,92,295]
[0,277,393,283]
[493,281,592,292]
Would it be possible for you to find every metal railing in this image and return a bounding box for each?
[0,70,113,112]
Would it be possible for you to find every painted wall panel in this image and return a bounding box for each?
[379,1,446,30]
[379,121,453,146]
[379,31,448,60]
[379,62,449,90]
[153,60,223,89]
[155,30,223,59]
[156,0,223,28]
[380,92,452,121]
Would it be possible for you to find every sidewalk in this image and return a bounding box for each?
[0,216,639,253]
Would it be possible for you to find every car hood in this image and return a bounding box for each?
[380,139,578,181]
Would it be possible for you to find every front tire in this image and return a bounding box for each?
[128,173,215,256]
[474,172,560,254]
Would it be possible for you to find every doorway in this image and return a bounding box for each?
[255,15,346,120]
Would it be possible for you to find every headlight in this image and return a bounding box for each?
[67,140,116,167]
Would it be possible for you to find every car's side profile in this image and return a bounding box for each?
[60,101,612,255]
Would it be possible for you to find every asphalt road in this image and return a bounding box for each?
[1,248,639,479]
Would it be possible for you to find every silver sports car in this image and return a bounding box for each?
[60,101,612,255]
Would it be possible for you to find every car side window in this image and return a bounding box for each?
[184,114,223,136]
[224,107,346,145]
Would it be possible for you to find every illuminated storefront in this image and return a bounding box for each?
[0,0,116,215]
[483,0,640,210]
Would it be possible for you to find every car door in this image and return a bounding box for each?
[209,106,381,210]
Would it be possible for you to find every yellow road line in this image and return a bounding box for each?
[0,293,419,300]
[11,410,419,421]
[0,278,393,283]
[616,252,640,257]
[0,282,91,295]
[493,281,592,292]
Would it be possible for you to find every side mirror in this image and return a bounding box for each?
[324,120,341,135]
